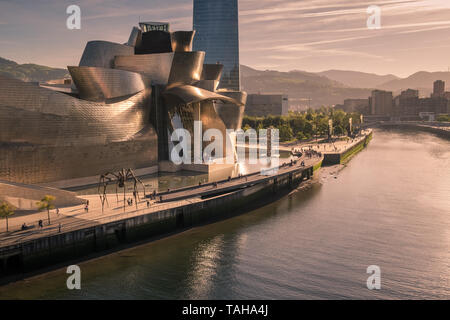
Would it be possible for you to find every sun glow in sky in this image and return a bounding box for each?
[1,0,450,77]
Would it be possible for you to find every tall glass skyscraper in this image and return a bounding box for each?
[193,0,240,91]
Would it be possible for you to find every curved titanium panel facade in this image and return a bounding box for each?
[168,52,205,86]
[0,75,152,146]
[218,91,248,105]
[193,0,240,91]
[171,31,196,52]
[201,64,224,81]
[166,100,228,161]
[79,41,134,69]
[194,80,219,92]
[214,103,245,130]
[0,76,157,184]
[127,26,142,47]
[68,66,148,102]
[163,85,241,106]
[214,91,247,130]
[114,53,174,85]
[0,131,158,185]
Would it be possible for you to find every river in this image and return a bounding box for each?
[0,128,449,299]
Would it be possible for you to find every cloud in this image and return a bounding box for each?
[2,0,450,76]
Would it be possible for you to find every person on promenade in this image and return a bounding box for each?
[85,204,89,213]
[38,220,43,229]
[146,200,150,208]
[56,208,60,216]
[58,223,61,233]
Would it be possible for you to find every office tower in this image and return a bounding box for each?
[193,0,241,91]
[370,90,393,115]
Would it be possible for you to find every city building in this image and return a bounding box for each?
[343,80,449,120]
[395,89,419,115]
[193,0,241,91]
[369,90,393,115]
[0,22,246,186]
[245,94,289,117]
[419,97,449,114]
[432,80,445,98]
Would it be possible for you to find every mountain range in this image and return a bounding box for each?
[376,71,450,96]
[241,65,450,108]
[1,56,449,108]
[317,70,399,89]
[240,65,372,109]
[0,57,69,83]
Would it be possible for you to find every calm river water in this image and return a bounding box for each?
[1,129,449,299]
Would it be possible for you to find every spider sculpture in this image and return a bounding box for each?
[98,168,146,212]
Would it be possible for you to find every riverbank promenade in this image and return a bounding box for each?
[0,156,321,248]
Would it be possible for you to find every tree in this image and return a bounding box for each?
[278,124,293,142]
[0,201,15,232]
[37,195,55,225]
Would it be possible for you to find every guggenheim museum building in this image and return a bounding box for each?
[0,16,246,186]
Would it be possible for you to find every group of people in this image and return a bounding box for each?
[21,217,62,233]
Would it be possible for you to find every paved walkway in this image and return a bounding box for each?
[279,130,372,154]
[158,156,319,203]
[0,156,322,248]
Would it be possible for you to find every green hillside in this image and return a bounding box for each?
[0,57,69,82]
[241,65,373,109]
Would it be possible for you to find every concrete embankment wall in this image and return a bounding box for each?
[0,165,316,279]
[323,132,373,166]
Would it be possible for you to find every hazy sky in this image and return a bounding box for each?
[1,0,450,77]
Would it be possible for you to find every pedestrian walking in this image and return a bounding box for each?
[146,200,150,208]
[38,219,43,229]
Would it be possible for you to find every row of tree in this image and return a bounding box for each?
[0,195,55,232]
[242,107,363,142]
[437,114,450,122]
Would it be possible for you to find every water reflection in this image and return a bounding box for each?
[1,129,449,299]
[72,151,292,196]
